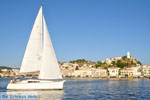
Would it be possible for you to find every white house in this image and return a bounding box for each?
[131,66,141,77]
[108,67,120,78]
[142,65,150,77]
[1,69,8,72]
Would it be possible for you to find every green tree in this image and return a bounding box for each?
[97,61,103,65]
[116,60,126,69]
[133,63,136,65]
[111,61,116,66]
[75,66,79,70]
[122,56,127,60]
[95,64,100,68]
[131,61,134,65]
[137,61,142,65]
[103,62,106,64]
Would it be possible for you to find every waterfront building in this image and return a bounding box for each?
[62,68,75,77]
[131,66,141,77]
[71,68,108,78]
[92,68,107,78]
[121,66,141,77]
[108,67,120,78]
[72,70,82,77]
[121,68,134,77]
[86,70,92,77]
[142,65,150,77]
[72,70,86,77]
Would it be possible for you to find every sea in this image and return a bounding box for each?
[0,78,150,100]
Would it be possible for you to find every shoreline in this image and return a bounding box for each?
[1,77,150,80]
[63,77,150,80]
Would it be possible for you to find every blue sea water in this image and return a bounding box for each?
[0,78,150,100]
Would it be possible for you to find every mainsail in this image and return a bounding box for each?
[39,16,62,79]
[20,7,42,73]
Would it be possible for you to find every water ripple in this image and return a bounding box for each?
[1,78,150,100]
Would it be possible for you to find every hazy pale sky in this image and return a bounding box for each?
[0,0,150,68]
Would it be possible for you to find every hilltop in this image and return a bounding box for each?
[95,56,142,69]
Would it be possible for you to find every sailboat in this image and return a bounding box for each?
[7,6,65,90]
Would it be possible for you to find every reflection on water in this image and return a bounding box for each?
[0,78,10,91]
[62,79,150,100]
[1,78,150,100]
[38,90,64,100]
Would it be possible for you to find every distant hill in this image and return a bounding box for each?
[0,66,12,69]
[69,59,96,67]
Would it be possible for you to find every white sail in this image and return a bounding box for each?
[20,7,42,73]
[7,6,65,91]
[39,16,62,79]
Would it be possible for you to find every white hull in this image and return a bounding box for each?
[7,79,65,90]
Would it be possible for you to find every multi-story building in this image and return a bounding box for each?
[121,68,133,77]
[72,70,86,77]
[121,66,141,77]
[92,68,107,78]
[131,66,141,77]
[62,68,75,77]
[142,65,150,77]
[72,68,108,78]
[108,67,120,78]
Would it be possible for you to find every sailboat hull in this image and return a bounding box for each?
[7,79,65,90]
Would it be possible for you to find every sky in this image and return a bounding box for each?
[0,0,150,68]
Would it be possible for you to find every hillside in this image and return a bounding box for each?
[95,56,142,69]
[0,66,12,69]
